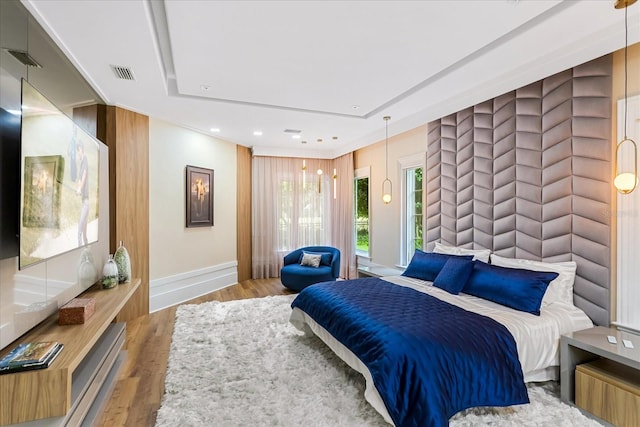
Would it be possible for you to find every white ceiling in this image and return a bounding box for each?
[21,0,640,159]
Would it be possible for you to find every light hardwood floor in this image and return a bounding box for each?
[95,278,294,427]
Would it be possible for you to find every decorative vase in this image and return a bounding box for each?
[78,247,97,287]
[101,254,119,289]
[113,240,131,283]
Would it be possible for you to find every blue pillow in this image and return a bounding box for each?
[463,261,558,315]
[402,250,473,282]
[433,257,474,294]
[317,252,333,266]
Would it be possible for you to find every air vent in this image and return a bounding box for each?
[284,129,302,134]
[110,65,135,81]
[7,50,42,68]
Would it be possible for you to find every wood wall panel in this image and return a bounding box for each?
[236,145,252,282]
[73,104,106,142]
[106,106,150,321]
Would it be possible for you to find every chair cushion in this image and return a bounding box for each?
[300,252,322,267]
[299,251,333,266]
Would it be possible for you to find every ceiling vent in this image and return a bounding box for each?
[284,129,302,134]
[7,50,42,68]
[110,65,135,81]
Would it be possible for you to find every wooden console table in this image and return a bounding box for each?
[0,278,140,426]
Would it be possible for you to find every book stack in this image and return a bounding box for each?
[0,341,64,375]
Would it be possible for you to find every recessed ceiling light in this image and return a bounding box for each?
[292,135,301,139]
[332,136,338,140]
[352,105,360,110]
[210,128,220,133]
[253,131,263,136]
[301,140,307,144]
[201,84,211,92]
[317,138,323,143]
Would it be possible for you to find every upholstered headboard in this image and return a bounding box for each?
[426,55,612,326]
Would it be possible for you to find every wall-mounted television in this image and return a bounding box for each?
[1,80,108,351]
[0,107,21,259]
[19,79,100,269]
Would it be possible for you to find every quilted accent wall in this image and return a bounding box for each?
[426,55,612,326]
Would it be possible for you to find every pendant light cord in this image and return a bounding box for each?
[385,119,389,179]
[623,4,629,140]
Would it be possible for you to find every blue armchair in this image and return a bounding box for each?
[280,246,341,292]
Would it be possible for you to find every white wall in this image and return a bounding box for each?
[149,118,238,311]
[354,125,428,268]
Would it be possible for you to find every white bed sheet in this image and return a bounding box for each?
[289,275,594,425]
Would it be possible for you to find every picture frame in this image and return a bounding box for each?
[186,165,214,227]
[22,155,64,229]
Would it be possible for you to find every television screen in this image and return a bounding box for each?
[0,107,21,259]
[19,80,100,269]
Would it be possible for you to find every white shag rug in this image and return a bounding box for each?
[155,295,602,427]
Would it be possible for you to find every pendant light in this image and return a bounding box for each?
[613,0,638,194]
[382,116,392,204]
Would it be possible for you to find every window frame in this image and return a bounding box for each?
[354,166,371,258]
[399,154,426,266]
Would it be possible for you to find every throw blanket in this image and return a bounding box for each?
[291,278,529,427]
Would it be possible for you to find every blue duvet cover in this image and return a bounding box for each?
[291,278,528,427]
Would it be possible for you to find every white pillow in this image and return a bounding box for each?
[433,242,491,263]
[300,252,321,268]
[489,254,576,307]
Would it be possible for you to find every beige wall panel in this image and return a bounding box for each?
[354,124,428,267]
[148,118,237,280]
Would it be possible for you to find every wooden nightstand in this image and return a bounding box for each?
[561,326,640,426]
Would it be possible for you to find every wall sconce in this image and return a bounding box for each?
[333,168,337,199]
[382,116,392,204]
[614,0,639,194]
[317,168,323,193]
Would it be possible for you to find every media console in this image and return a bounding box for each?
[0,278,140,426]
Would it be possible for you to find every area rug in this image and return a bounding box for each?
[155,295,601,427]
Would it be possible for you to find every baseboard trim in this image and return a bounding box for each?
[149,262,238,313]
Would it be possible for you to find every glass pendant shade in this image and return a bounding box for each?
[382,178,392,204]
[615,138,638,194]
[614,172,638,194]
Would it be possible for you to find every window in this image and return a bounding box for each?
[354,167,370,257]
[278,166,331,251]
[400,154,425,265]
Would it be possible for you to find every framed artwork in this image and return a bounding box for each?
[186,165,214,227]
[22,155,64,229]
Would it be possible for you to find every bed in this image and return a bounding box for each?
[289,247,594,427]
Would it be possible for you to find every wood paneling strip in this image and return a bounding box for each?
[237,145,252,282]
[106,106,150,321]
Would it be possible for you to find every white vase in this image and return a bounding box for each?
[78,247,97,287]
[101,254,119,289]
[113,240,131,283]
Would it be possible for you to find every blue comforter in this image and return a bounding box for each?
[291,278,528,427]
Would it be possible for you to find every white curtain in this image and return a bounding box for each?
[252,156,338,279]
[332,153,355,279]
